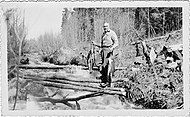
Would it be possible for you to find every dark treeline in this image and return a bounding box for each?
[61,7,182,49]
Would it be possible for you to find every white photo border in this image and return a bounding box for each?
[1,1,189,116]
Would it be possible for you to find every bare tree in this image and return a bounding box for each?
[34,32,64,63]
[5,8,27,110]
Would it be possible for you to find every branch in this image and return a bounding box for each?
[8,42,17,57]
[32,96,76,109]
[7,18,17,58]
[8,65,17,75]
[75,101,80,110]
[49,90,60,98]
[66,92,103,101]
[45,89,60,98]
[31,92,103,110]
[13,22,21,41]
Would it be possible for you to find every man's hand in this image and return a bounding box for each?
[92,41,97,46]
[92,41,101,48]
[91,41,95,45]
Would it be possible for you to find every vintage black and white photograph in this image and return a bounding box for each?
[1,1,189,116]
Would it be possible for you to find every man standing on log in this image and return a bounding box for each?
[92,22,119,87]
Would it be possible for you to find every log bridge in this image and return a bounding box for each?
[18,64,128,110]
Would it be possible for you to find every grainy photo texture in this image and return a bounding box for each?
[1,1,189,116]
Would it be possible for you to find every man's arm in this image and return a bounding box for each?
[92,41,101,48]
[110,31,119,50]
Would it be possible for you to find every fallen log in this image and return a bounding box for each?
[22,73,129,84]
[131,34,170,45]
[22,75,123,92]
[22,74,100,84]
[24,76,102,90]
[131,29,182,45]
[18,65,128,70]
[18,65,74,69]
[33,80,125,96]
